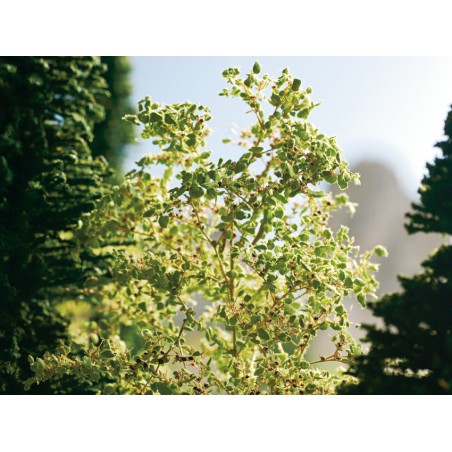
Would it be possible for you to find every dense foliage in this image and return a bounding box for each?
[0,57,112,393]
[26,63,385,394]
[406,109,452,235]
[340,106,452,394]
[91,56,135,182]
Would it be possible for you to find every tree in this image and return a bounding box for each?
[27,62,384,395]
[0,57,113,393]
[91,56,135,182]
[339,106,452,394]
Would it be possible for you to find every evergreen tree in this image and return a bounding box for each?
[91,56,135,182]
[340,106,452,394]
[0,57,112,393]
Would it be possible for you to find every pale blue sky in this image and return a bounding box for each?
[124,57,452,196]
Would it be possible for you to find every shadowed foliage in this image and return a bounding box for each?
[0,57,113,393]
[91,56,135,182]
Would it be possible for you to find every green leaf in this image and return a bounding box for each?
[206,187,217,199]
[374,245,388,257]
[353,278,365,288]
[250,315,261,324]
[322,171,337,184]
[274,207,284,219]
[150,112,163,123]
[189,184,204,199]
[273,192,287,204]
[249,146,264,155]
[252,61,261,74]
[235,210,247,220]
[292,79,302,91]
[164,114,176,125]
[314,245,334,258]
[357,294,366,306]
[257,328,270,341]
[337,174,350,190]
[286,163,297,178]
[306,188,326,198]
[221,212,234,222]
[159,215,169,228]
[335,193,349,205]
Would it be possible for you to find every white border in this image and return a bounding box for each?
[1,0,452,56]
[0,396,449,451]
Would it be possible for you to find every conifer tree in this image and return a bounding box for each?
[340,107,452,394]
[0,57,112,393]
[91,56,135,182]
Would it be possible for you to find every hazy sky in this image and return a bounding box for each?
[124,57,452,197]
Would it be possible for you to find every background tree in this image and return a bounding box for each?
[339,106,452,394]
[91,56,135,182]
[0,57,114,394]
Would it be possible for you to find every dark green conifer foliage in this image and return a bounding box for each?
[0,57,111,393]
[91,57,134,182]
[340,106,452,394]
[406,108,452,235]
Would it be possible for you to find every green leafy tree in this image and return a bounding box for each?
[27,63,384,395]
[0,57,113,394]
[91,56,135,182]
[340,106,452,394]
